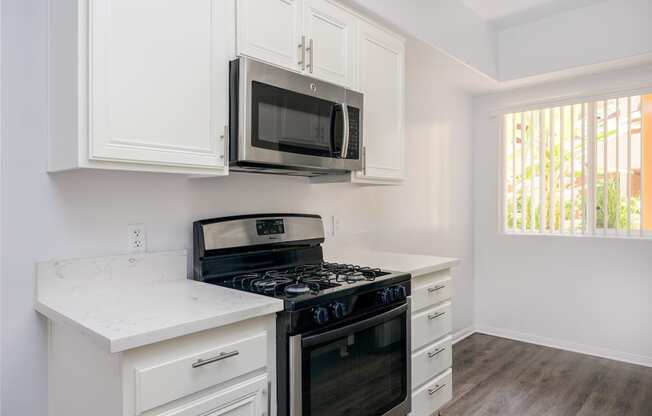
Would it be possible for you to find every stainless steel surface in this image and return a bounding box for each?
[192,350,239,368]
[428,384,446,396]
[202,215,325,251]
[362,146,367,176]
[428,285,446,293]
[298,36,306,71]
[341,103,350,159]
[428,347,446,358]
[234,57,363,173]
[289,335,302,416]
[291,301,412,416]
[307,38,314,73]
[428,311,447,320]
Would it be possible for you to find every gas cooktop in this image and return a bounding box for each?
[212,262,391,300]
[193,214,410,310]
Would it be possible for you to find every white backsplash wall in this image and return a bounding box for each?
[1,1,475,414]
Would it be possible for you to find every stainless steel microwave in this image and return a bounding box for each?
[229,57,363,176]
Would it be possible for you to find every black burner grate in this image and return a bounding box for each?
[222,262,389,298]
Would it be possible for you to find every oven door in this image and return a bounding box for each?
[290,302,411,416]
[235,58,363,172]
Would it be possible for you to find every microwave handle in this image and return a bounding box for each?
[341,103,350,159]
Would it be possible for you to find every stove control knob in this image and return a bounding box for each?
[330,301,346,319]
[393,285,407,300]
[313,306,330,325]
[378,288,395,305]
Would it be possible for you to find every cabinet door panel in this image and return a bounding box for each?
[303,0,356,87]
[159,374,267,416]
[237,0,301,71]
[89,0,230,169]
[355,22,405,182]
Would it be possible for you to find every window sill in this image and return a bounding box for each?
[501,230,652,241]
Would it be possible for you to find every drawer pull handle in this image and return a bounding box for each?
[428,347,446,358]
[428,285,446,293]
[428,312,446,320]
[428,384,446,395]
[192,351,239,368]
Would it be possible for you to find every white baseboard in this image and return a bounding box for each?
[475,324,652,369]
[452,325,475,344]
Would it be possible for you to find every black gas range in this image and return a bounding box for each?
[194,214,412,416]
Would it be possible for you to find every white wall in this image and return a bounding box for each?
[0,1,475,414]
[349,0,497,79]
[371,39,475,331]
[497,0,652,81]
[473,63,652,367]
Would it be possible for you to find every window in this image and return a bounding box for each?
[502,93,652,237]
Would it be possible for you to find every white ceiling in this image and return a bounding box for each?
[460,0,606,28]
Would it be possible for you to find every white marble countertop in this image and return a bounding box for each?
[35,250,284,353]
[324,247,459,277]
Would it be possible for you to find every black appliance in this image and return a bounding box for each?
[194,214,411,416]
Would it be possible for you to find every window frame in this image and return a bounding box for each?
[497,87,652,240]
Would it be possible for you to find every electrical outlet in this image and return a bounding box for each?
[330,215,341,236]
[127,224,146,253]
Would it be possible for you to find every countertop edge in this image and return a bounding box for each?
[407,258,460,277]
[109,300,284,353]
[36,297,284,354]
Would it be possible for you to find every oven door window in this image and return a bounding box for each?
[251,81,343,157]
[301,308,408,416]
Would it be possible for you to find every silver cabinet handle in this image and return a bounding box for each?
[306,38,314,73]
[428,347,446,358]
[192,350,239,368]
[428,311,446,320]
[428,384,446,395]
[298,36,306,71]
[341,103,349,159]
[362,146,367,175]
[221,125,229,164]
[427,285,446,293]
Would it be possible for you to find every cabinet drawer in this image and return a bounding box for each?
[411,302,452,351]
[411,369,452,416]
[135,332,267,414]
[412,336,452,390]
[412,277,451,312]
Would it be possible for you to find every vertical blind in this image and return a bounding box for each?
[503,94,652,237]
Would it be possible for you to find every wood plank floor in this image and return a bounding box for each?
[439,334,652,416]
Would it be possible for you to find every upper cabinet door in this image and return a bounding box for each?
[302,0,357,88]
[355,21,405,183]
[89,0,231,169]
[237,0,302,71]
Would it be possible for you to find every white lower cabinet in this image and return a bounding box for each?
[410,269,454,416]
[47,315,275,416]
[412,370,453,416]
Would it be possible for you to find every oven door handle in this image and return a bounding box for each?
[302,303,408,348]
[340,103,350,159]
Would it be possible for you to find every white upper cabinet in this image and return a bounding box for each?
[237,0,302,72]
[302,0,357,87]
[48,0,234,175]
[354,20,405,183]
[237,0,356,88]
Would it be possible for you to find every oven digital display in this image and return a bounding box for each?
[256,219,285,236]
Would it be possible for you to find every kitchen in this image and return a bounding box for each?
[1,0,652,416]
